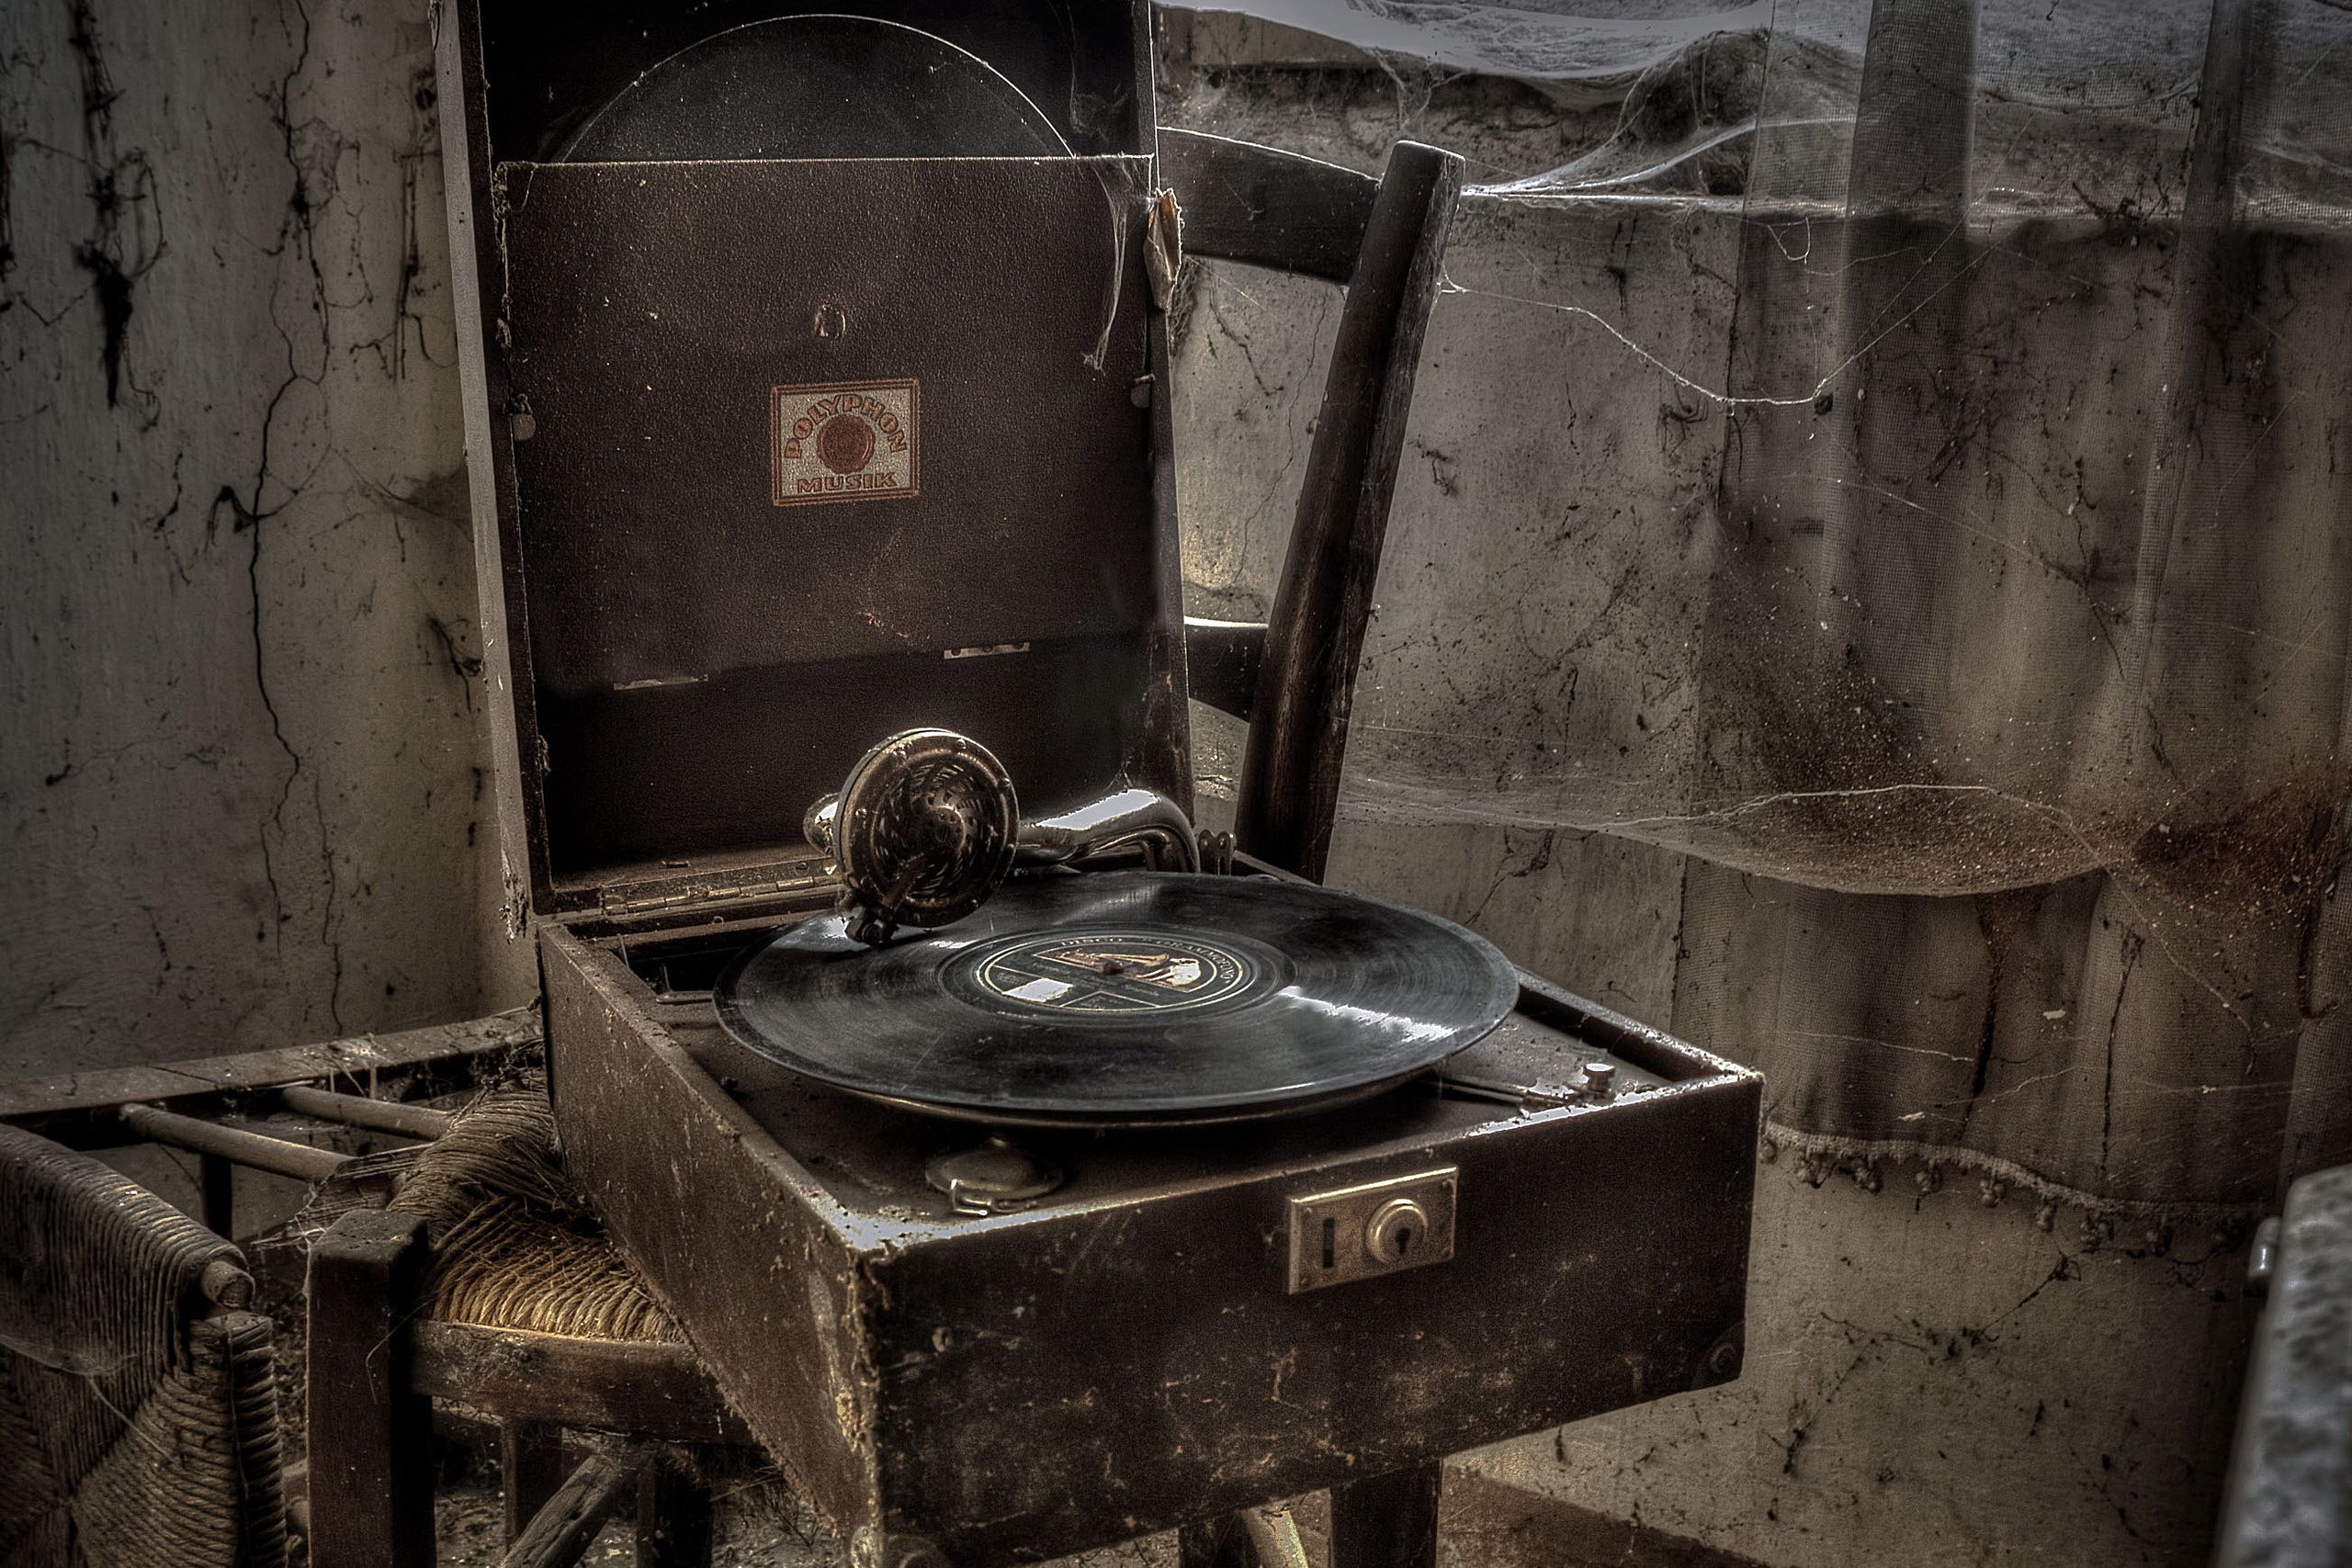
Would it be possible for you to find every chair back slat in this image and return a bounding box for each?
[1227,141,1464,880]
[1160,129,1377,282]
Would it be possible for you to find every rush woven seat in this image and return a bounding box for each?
[0,1122,286,1568]
[390,1085,674,1346]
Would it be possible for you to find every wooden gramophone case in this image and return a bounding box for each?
[436,3,1760,1562]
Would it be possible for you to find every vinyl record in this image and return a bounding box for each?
[715,873,1521,1126]
[562,15,1069,163]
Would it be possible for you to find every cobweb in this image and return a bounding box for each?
[1165,0,2352,1223]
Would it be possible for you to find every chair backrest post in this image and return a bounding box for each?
[1232,140,1465,880]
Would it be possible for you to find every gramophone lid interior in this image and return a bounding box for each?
[437,2,1182,914]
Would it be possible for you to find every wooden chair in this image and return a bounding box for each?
[0,1016,730,1563]
[1167,129,1463,888]
[0,1121,288,1567]
[0,1014,536,1561]
[0,125,1462,1568]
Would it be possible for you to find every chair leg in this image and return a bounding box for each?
[508,1439,654,1568]
[1241,1506,1312,1568]
[1330,1462,1442,1568]
[200,1152,234,1238]
[1178,1513,1253,1568]
[637,1450,714,1568]
[306,1209,434,1568]
[503,1421,568,1541]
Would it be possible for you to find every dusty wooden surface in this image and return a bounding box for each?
[412,1322,754,1448]
[0,1008,538,1124]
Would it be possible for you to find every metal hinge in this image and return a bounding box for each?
[595,859,834,918]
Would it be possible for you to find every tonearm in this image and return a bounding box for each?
[803,728,1200,944]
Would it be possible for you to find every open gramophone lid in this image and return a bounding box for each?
[714,872,1521,1127]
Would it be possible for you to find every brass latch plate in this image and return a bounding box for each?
[1284,1166,1458,1293]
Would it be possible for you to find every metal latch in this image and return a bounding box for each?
[1285,1167,1457,1293]
[594,859,833,917]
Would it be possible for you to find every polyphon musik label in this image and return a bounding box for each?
[770,379,920,506]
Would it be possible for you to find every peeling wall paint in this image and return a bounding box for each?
[0,0,530,1079]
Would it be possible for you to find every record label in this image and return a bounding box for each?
[951,928,1262,1016]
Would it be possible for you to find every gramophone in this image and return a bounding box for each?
[433,3,1759,1562]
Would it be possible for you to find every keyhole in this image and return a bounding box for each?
[1365,1197,1430,1266]
[1321,1217,1337,1270]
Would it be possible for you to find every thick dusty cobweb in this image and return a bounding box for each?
[1165,0,2352,1224]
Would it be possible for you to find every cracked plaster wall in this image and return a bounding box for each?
[0,0,531,1083]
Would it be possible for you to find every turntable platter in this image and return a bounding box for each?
[714,873,1520,1127]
